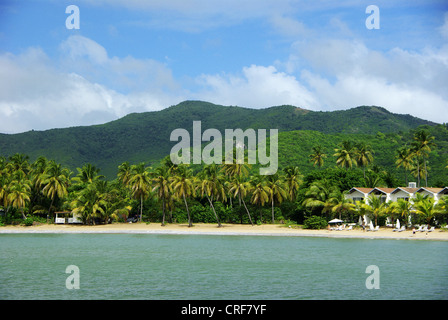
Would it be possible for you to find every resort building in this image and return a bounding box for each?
[390,187,419,202]
[346,184,448,204]
[415,187,445,202]
[345,187,373,203]
[345,184,448,227]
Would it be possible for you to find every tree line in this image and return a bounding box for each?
[0,129,447,228]
[309,128,438,188]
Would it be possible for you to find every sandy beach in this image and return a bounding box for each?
[1,222,448,241]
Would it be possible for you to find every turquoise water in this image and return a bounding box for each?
[0,233,447,300]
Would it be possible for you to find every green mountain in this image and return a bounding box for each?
[0,100,445,183]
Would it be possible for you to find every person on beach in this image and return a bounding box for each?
[361,223,366,232]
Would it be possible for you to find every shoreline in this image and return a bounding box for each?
[1,223,448,241]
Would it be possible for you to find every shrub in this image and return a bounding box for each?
[23,217,34,226]
[303,215,328,229]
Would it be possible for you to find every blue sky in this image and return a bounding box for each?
[1,0,448,133]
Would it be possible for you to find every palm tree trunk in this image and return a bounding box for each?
[183,193,192,227]
[140,194,143,221]
[207,196,221,227]
[161,197,166,226]
[271,197,275,224]
[424,160,428,187]
[240,191,253,226]
[49,197,55,219]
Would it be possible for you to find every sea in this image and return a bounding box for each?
[0,233,447,300]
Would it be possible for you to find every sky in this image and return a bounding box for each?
[0,0,448,134]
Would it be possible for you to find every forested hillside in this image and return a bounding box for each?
[0,100,440,180]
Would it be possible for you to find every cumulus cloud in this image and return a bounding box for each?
[194,64,318,109]
[278,38,448,123]
[0,37,184,133]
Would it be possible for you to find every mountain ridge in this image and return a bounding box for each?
[0,100,439,178]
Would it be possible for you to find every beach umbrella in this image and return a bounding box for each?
[358,216,363,225]
[329,219,343,224]
[396,219,400,229]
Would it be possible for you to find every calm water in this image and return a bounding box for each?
[0,233,447,300]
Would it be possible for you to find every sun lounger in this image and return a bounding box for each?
[398,226,405,232]
[345,226,352,231]
[416,225,424,232]
[419,225,428,232]
[427,227,435,232]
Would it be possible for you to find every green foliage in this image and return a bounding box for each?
[0,101,437,179]
[303,215,328,229]
[23,217,34,226]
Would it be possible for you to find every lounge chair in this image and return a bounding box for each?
[345,226,353,231]
[427,227,435,232]
[415,225,424,232]
[373,226,379,231]
[397,226,405,232]
[420,225,428,232]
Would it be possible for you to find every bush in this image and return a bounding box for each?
[23,217,34,226]
[303,215,328,229]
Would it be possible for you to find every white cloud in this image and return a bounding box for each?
[439,12,448,39]
[0,37,184,133]
[285,38,448,123]
[194,64,318,109]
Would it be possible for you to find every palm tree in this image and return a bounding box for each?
[334,141,357,169]
[302,179,339,215]
[326,191,355,220]
[41,161,71,217]
[152,166,171,226]
[395,147,414,185]
[411,129,435,187]
[7,153,30,177]
[117,162,132,186]
[410,158,427,186]
[30,156,49,190]
[283,166,302,202]
[128,163,152,221]
[196,164,227,227]
[7,178,31,220]
[170,165,195,227]
[265,173,287,223]
[73,163,104,185]
[0,174,8,209]
[354,142,374,178]
[390,198,412,227]
[436,196,448,218]
[365,194,386,226]
[221,153,251,208]
[413,197,440,226]
[228,175,254,226]
[353,198,369,225]
[71,183,107,225]
[309,146,327,169]
[96,180,131,224]
[250,174,269,223]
